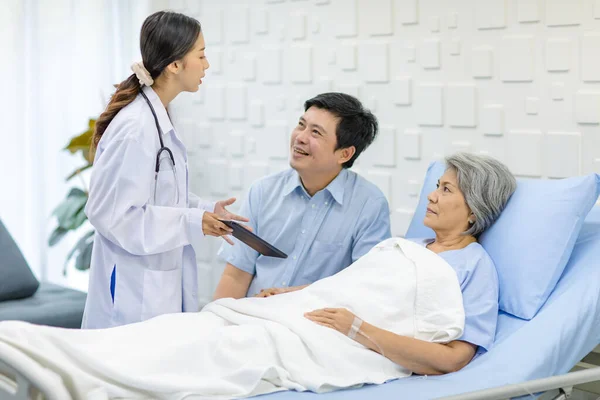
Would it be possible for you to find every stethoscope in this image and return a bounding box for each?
[140,89,180,205]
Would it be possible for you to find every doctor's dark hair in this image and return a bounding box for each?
[92,11,202,151]
[304,93,378,168]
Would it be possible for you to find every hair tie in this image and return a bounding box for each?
[130,62,154,86]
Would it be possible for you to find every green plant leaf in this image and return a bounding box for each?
[52,188,88,230]
[75,240,93,271]
[48,226,68,246]
[66,163,93,182]
[64,230,95,275]
[64,119,95,163]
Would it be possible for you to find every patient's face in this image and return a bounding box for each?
[289,106,344,175]
[424,169,472,235]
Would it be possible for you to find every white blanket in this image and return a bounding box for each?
[0,238,464,400]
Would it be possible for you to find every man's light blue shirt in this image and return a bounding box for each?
[410,238,499,353]
[218,168,391,297]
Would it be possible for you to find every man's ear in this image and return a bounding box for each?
[336,146,356,165]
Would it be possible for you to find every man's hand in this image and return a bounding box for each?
[255,285,307,298]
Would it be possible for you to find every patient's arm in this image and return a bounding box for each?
[213,263,254,300]
[357,322,476,375]
[305,308,476,375]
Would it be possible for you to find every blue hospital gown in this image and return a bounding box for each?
[409,238,499,353]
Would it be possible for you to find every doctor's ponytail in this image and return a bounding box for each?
[92,75,140,151]
[91,11,202,153]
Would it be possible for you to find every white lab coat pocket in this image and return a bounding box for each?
[154,167,178,207]
[141,267,183,321]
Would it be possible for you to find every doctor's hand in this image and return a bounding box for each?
[304,308,357,337]
[202,212,235,245]
[214,198,250,224]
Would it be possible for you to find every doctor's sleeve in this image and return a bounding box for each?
[85,137,206,257]
[351,196,392,262]
[189,192,216,213]
[216,183,261,275]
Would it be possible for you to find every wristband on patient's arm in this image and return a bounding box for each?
[348,316,385,357]
[348,317,363,339]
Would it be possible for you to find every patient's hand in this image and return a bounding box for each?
[304,308,356,337]
[255,285,307,298]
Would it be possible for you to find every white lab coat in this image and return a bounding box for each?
[82,86,214,329]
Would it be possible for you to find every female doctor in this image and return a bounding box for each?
[82,11,247,329]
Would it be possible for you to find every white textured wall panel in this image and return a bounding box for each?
[525,97,539,115]
[416,84,443,126]
[394,77,412,105]
[500,36,534,82]
[206,85,225,120]
[447,12,458,28]
[160,0,600,304]
[288,44,313,83]
[517,0,541,22]
[397,0,418,24]
[546,0,582,26]
[447,84,477,127]
[369,126,396,167]
[290,12,307,40]
[338,43,357,71]
[259,47,282,84]
[226,84,247,120]
[575,91,600,124]
[581,33,600,82]
[229,130,245,158]
[475,0,507,30]
[421,39,440,69]
[333,0,357,37]
[359,0,393,36]
[227,8,250,44]
[253,8,269,34]
[507,130,543,177]
[472,46,493,78]
[449,38,461,56]
[403,129,421,160]
[546,39,571,72]
[360,42,389,82]
[545,132,581,178]
[481,105,504,136]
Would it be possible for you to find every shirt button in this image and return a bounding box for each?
[312,204,315,208]
[293,256,297,260]
[325,201,328,205]
[282,281,287,286]
[301,229,306,234]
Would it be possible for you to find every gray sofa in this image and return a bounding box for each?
[0,219,86,328]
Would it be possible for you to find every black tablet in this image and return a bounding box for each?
[219,220,288,259]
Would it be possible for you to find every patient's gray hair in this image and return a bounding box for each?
[445,153,517,237]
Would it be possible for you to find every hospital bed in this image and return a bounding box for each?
[0,207,599,400]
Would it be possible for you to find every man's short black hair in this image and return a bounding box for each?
[304,92,378,168]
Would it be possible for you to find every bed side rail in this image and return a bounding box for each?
[437,367,600,400]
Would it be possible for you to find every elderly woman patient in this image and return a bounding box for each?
[302,152,516,375]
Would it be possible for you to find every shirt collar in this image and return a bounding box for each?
[325,169,346,205]
[142,85,173,135]
[282,169,347,205]
[282,171,304,197]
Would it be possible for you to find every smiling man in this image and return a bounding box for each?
[214,92,392,300]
